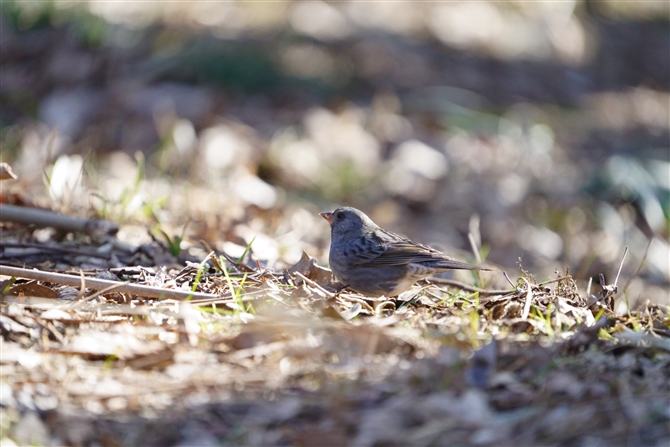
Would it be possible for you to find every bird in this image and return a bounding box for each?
[320,207,490,297]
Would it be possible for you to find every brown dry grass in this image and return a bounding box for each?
[1,240,668,446]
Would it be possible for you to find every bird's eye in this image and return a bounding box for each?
[335,212,346,221]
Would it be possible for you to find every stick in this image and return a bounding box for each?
[0,204,118,237]
[521,277,533,320]
[293,271,334,298]
[0,265,219,301]
[468,232,483,286]
[613,246,628,291]
[502,271,517,289]
[0,242,112,259]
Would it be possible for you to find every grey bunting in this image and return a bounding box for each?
[321,207,491,297]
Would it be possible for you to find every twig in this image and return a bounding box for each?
[598,246,629,305]
[336,294,375,313]
[69,281,130,309]
[200,242,226,274]
[502,271,516,289]
[468,233,483,264]
[219,251,256,273]
[0,265,219,301]
[468,232,483,286]
[536,276,573,288]
[613,246,628,291]
[0,242,112,259]
[76,270,86,301]
[521,277,533,320]
[0,204,118,237]
[374,301,396,317]
[293,272,334,298]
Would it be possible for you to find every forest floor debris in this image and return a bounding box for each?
[1,237,668,446]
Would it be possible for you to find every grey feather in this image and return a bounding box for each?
[322,207,490,297]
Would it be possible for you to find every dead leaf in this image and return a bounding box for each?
[7,281,58,299]
[61,330,166,360]
[125,348,175,369]
[223,326,287,350]
[288,251,333,286]
[0,162,17,180]
[39,309,75,321]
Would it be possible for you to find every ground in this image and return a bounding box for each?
[1,1,669,445]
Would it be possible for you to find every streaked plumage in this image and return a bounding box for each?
[321,207,489,296]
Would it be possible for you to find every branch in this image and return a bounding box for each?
[0,265,221,302]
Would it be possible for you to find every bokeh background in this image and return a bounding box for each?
[1,0,668,307]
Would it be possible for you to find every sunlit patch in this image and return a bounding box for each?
[290,1,352,41]
[584,88,670,131]
[279,44,339,81]
[517,225,564,260]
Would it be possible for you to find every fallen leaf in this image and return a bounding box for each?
[0,162,17,180]
[61,331,166,360]
[288,251,333,286]
[7,281,58,299]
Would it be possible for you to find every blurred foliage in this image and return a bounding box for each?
[0,0,668,305]
[0,2,668,446]
[2,0,108,49]
[178,42,279,92]
[590,155,670,231]
[1,0,56,32]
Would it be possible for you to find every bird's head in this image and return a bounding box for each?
[320,207,377,242]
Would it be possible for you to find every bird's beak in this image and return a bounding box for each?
[320,212,333,225]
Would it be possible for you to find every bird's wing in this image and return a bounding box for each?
[344,232,389,266]
[349,229,487,270]
[347,230,444,267]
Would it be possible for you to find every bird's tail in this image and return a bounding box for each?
[435,260,493,271]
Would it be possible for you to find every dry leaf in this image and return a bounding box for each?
[62,331,166,360]
[7,281,58,299]
[288,251,334,286]
[0,162,17,180]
